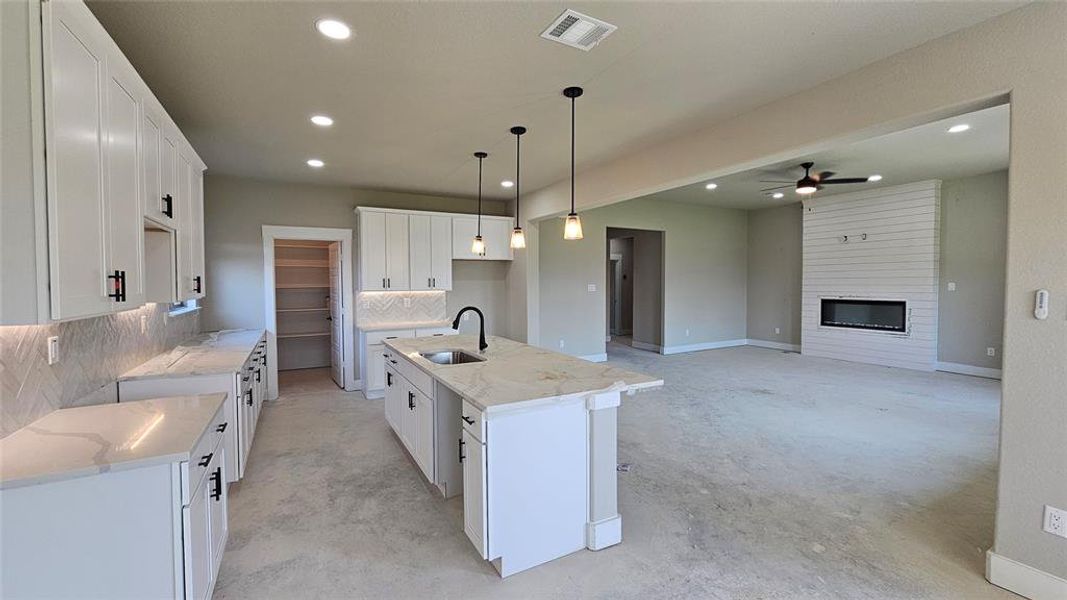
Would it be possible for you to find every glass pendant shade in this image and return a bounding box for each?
[471,235,486,256]
[510,227,526,249]
[563,213,584,240]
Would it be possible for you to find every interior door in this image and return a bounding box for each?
[384,213,410,289]
[43,0,110,319]
[430,215,453,289]
[104,58,144,310]
[328,242,344,388]
[408,214,432,290]
[360,211,387,290]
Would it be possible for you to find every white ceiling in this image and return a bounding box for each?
[652,103,1009,210]
[86,1,1021,200]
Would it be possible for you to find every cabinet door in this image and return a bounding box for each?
[430,215,453,290]
[483,218,513,261]
[452,217,481,260]
[103,58,144,309]
[414,389,435,481]
[160,128,179,229]
[141,106,173,225]
[383,364,400,431]
[43,0,110,320]
[384,212,410,289]
[408,214,432,291]
[176,149,196,299]
[462,429,488,559]
[182,476,212,600]
[400,383,417,455]
[366,344,385,392]
[208,449,228,578]
[190,167,206,298]
[359,211,387,290]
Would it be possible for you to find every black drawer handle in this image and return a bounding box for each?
[198,452,213,467]
[386,372,392,387]
[408,391,415,410]
[162,194,173,218]
[462,416,475,425]
[256,369,261,383]
[193,275,202,294]
[459,437,466,463]
[211,467,222,501]
[246,389,253,406]
[216,422,228,433]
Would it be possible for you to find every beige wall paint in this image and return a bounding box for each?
[202,174,508,377]
[447,261,510,338]
[522,4,1066,579]
[939,171,1008,370]
[746,204,803,347]
[539,197,745,358]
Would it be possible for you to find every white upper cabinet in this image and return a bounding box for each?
[359,209,410,290]
[452,216,513,261]
[385,212,410,290]
[410,214,453,290]
[4,0,206,323]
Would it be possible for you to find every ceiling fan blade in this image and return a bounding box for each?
[760,184,793,192]
[821,177,869,185]
[758,180,795,184]
[816,171,835,181]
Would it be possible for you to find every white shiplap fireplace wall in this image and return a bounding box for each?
[801,181,940,371]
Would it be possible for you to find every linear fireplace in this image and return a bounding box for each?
[820,299,907,333]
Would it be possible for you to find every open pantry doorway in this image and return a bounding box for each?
[262,226,356,398]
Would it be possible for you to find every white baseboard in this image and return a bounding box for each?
[936,361,1002,379]
[987,550,1067,600]
[661,339,748,355]
[349,378,363,391]
[580,353,608,363]
[746,339,801,352]
[630,340,663,353]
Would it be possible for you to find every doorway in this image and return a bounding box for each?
[262,226,356,399]
[606,227,664,353]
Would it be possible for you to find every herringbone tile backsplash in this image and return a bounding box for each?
[356,291,447,326]
[0,303,200,438]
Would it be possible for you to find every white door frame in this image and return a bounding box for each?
[262,225,356,397]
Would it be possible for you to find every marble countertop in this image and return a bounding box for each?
[119,329,265,381]
[383,335,663,413]
[357,320,452,332]
[0,394,226,490]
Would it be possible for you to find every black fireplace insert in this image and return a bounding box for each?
[820,299,907,333]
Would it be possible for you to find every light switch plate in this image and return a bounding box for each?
[987,347,996,357]
[47,336,60,365]
[587,284,597,292]
[948,282,957,291]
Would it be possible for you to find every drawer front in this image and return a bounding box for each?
[365,329,416,345]
[182,401,228,506]
[396,355,434,399]
[415,327,457,337]
[461,399,484,442]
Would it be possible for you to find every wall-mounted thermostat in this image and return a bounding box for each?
[1034,289,1049,320]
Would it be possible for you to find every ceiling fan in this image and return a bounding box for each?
[761,162,870,195]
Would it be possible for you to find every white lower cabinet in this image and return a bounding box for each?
[414,388,435,480]
[183,447,226,600]
[360,328,455,399]
[461,428,488,559]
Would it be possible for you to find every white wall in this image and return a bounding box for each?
[519,4,1066,583]
[746,204,803,347]
[801,181,941,371]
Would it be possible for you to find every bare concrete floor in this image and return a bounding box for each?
[215,344,1012,599]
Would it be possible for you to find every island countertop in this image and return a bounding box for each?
[119,329,265,381]
[383,335,662,412]
[0,394,226,490]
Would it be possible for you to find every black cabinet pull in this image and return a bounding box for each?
[210,467,222,501]
[245,389,253,406]
[389,360,397,365]
[408,391,415,410]
[198,452,213,467]
[386,372,392,387]
[193,276,202,294]
[106,270,126,302]
[432,277,436,288]
[382,278,386,288]
[255,369,261,383]
[162,194,173,218]
[462,416,475,425]
[216,422,228,433]
[459,437,466,463]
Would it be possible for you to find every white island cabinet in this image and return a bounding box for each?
[382,335,663,577]
[0,394,230,600]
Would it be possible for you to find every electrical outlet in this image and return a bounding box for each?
[947,282,957,291]
[987,347,996,357]
[587,283,597,292]
[403,297,412,308]
[775,327,781,335]
[559,339,565,349]
[140,315,148,334]
[47,336,60,365]
[1044,505,1067,538]
[463,312,470,321]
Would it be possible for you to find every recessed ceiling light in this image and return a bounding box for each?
[310,115,334,127]
[867,174,883,182]
[316,19,351,40]
[947,124,970,133]
[306,159,325,168]
[705,182,718,190]
[501,180,514,188]
[772,192,784,199]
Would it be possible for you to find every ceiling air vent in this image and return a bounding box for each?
[540,10,617,51]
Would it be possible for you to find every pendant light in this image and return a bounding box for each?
[563,86,584,240]
[471,151,488,256]
[509,126,527,249]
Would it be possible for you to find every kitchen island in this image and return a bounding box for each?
[382,334,662,577]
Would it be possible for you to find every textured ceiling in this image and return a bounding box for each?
[87,1,1021,200]
[653,103,1009,210]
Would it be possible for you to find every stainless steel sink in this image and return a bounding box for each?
[419,350,486,365]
